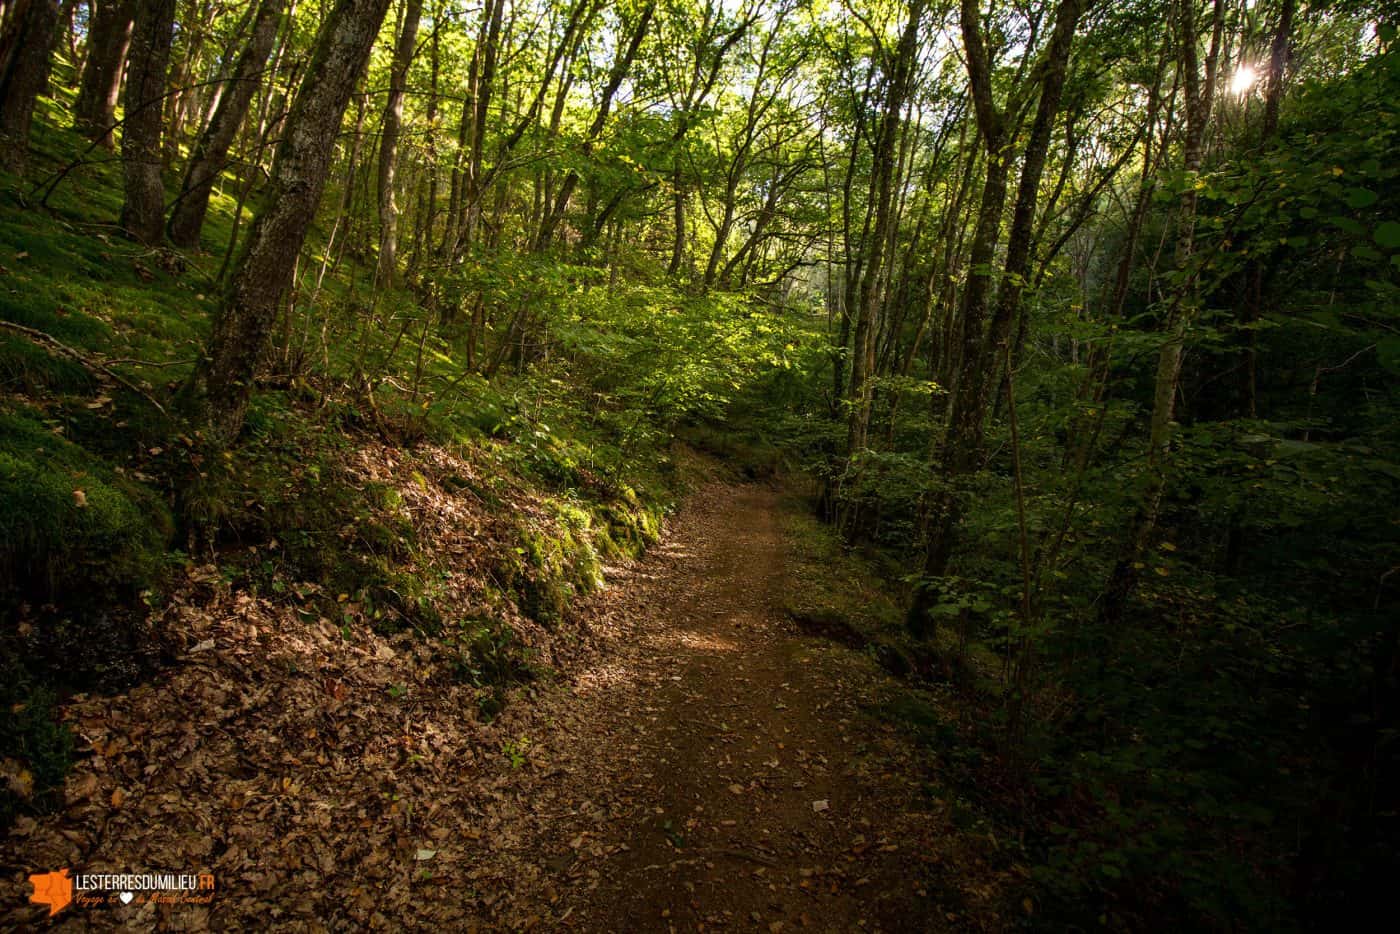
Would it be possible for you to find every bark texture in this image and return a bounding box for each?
[0,0,61,171]
[73,0,134,146]
[120,0,177,245]
[168,0,287,248]
[184,0,393,446]
[375,0,423,286]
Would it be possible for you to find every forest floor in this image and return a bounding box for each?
[3,477,1009,931]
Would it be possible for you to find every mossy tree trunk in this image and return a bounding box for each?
[0,0,62,172]
[119,0,176,245]
[167,0,287,249]
[375,0,422,288]
[73,0,134,146]
[183,0,392,447]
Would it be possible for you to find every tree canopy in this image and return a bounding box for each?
[1,0,1398,925]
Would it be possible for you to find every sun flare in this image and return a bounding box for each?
[1231,64,1259,95]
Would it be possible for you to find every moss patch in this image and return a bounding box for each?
[0,406,171,602]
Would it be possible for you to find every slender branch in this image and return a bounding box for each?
[0,321,168,414]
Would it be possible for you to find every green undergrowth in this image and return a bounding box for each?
[680,420,787,480]
[0,407,172,600]
[776,488,1019,918]
[780,490,1002,690]
[0,89,682,826]
[496,495,662,628]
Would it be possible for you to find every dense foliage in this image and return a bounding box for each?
[1,0,1397,925]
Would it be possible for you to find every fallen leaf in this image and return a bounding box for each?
[1,758,34,798]
[68,772,99,802]
[415,849,436,861]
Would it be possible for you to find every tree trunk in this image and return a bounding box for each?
[981,0,1084,385]
[444,0,502,258]
[0,0,61,172]
[1236,0,1294,412]
[162,0,212,160]
[535,1,653,252]
[119,0,176,245]
[183,0,393,446]
[667,170,686,275]
[910,0,1013,617]
[911,150,1011,607]
[409,7,441,279]
[1260,0,1294,140]
[911,0,1085,633]
[168,0,287,248]
[1098,0,1224,628]
[59,0,81,82]
[73,0,134,146]
[376,0,422,287]
[844,0,924,460]
[662,6,745,276]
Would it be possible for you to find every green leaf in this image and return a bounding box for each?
[1330,216,1365,236]
[1345,188,1379,209]
[1378,337,1400,375]
[1375,221,1400,249]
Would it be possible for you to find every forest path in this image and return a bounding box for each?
[477,481,945,931]
[2,479,986,931]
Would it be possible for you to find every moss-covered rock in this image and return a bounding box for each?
[0,407,171,602]
[492,494,662,627]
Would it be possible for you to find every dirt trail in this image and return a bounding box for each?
[482,482,944,932]
[3,479,979,931]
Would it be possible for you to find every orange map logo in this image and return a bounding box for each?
[28,868,73,916]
